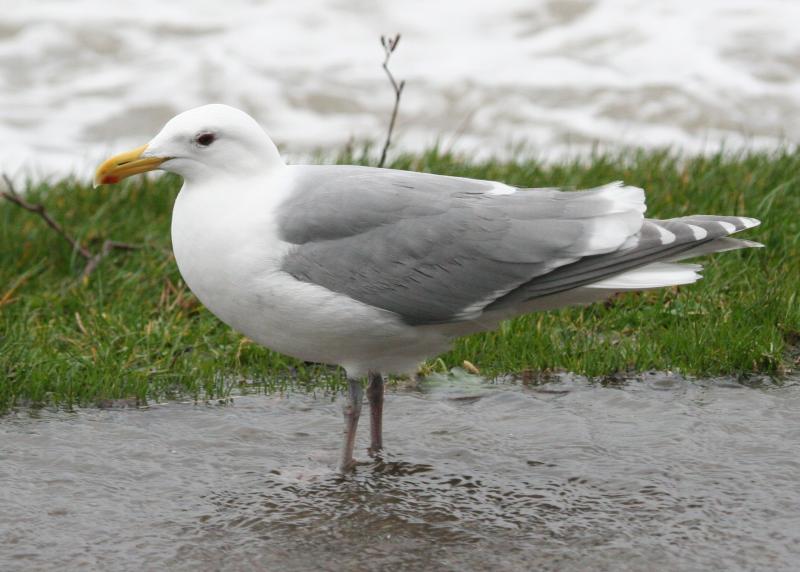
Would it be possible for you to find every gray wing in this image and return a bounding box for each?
[277,165,647,325]
[277,165,757,325]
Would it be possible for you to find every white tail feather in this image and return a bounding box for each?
[587,262,702,290]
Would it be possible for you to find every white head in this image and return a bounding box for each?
[95,104,284,186]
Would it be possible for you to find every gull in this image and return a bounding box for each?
[95,104,761,470]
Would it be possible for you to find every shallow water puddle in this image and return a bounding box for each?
[2,375,799,571]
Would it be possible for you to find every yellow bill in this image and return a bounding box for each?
[94,144,167,186]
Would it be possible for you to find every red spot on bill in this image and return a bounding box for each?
[102,175,120,185]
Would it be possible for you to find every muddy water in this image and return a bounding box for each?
[2,373,799,571]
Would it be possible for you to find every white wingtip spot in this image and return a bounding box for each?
[655,225,676,245]
[718,221,736,233]
[738,217,761,229]
[687,224,708,240]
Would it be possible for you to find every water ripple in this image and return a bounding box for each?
[1,375,799,571]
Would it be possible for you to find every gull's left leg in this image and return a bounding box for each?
[366,370,384,455]
[340,378,363,472]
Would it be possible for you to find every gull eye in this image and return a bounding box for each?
[196,132,216,146]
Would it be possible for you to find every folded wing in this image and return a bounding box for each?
[277,165,759,325]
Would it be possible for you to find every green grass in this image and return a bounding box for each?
[1,149,798,410]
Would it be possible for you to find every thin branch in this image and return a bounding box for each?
[2,174,92,259]
[378,34,406,168]
[0,174,140,278]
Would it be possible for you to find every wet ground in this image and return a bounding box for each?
[2,372,799,571]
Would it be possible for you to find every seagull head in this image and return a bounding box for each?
[94,104,283,187]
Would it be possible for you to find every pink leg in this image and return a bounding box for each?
[339,378,363,471]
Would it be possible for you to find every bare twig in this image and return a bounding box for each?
[378,34,406,168]
[2,174,92,259]
[0,174,140,278]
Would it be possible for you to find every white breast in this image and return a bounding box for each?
[169,170,446,378]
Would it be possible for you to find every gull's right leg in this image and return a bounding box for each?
[339,378,363,472]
